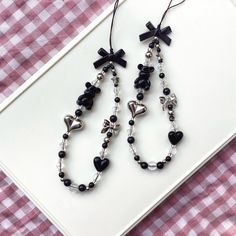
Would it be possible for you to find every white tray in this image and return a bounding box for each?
[0,0,236,235]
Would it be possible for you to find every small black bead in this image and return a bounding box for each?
[127,136,135,144]
[149,42,154,48]
[166,156,172,162]
[137,93,144,101]
[102,142,108,149]
[107,132,113,138]
[114,97,120,103]
[167,104,173,110]
[158,58,163,63]
[140,162,148,169]
[159,73,165,79]
[96,87,101,93]
[110,115,117,123]
[163,88,171,95]
[129,120,135,126]
[103,66,109,72]
[85,82,91,88]
[113,72,117,76]
[156,47,161,53]
[88,182,95,188]
[75,109,83,117]
[59,172,64,178]
[58,151,66,158]
[134,155,140,161]
[169,115,175,122]
[157,162,164,169]
[110,64,114,69]
[78,184,86,192]
[63,133,69,139]
[64,179,71,187]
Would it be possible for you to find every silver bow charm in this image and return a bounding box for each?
[159,93,177,111]
[64,115,84,132]
[128,101,147,118]
[101,119,120,134]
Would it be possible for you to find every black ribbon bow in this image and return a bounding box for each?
[139,22,172,46]
[93,48,127,68]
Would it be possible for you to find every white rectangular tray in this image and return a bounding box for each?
[0,0,236,235]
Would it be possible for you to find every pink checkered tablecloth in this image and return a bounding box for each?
[0,1,236,235]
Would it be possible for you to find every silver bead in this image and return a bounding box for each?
[145,51,153,58]
[97,73,104,80]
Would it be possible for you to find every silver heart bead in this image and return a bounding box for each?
[64,115,84,132]
[128,101,147,118]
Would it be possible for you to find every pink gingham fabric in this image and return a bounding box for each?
[128,138,236,236]
[0,0,113,102]
[0,171,63,236]
[1,1,236,235]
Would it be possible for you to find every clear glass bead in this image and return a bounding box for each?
[169,145,177,156]
[127,126,134,136]
[113,87,120,96]
[56,159,64,171]
[100,149,108,158]
[60,139,68,151]
[93,172,102,184]
[69,183,79,192]
[148,161,157,171]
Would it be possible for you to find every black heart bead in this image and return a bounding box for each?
[93,157,110,172]
[168,131,184,145]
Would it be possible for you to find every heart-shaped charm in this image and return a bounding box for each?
[128,101,147,118]
[93,157,110,172]
[168,131,184,145]
[64,115,84,132]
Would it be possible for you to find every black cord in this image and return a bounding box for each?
[109,0,120,53]
[159,0,186,28]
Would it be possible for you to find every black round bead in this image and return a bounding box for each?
[96,87,101,93]
[169,115,175,122]
[113,72,117,76]
[129,120,135,126]
[64,179,71,187]
[114,97,120,103]
[89,182,95,188]
[140,162,148,169]
[167,104,173,110]
[149,42,154,48]
[110,115,117,123]
[59,172,64,178]
[163,88,171,95]
[63,133,69,139]
[127,136,135,144]
[158,58,163,63]
[157,162,164,169]
[78,184,86,192]
[107,132,113,138]
[75,109,83,117]
[85,82,91,88]
[103,66,109,72]
[110,64,114,69]
[102,142,108,149]
[134,155,140,161]
[137,93,144,101]
[156,47,161,53]
[166,156,172,162]
[58,151,66,158]
[159,73,165,79]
